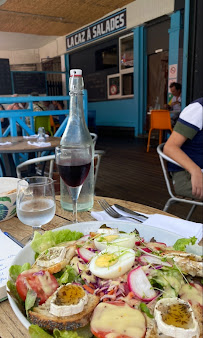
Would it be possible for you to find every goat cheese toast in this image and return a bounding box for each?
[7,226,203,338]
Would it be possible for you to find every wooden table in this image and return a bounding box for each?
[0,136,60,177]
[0,196,178,338]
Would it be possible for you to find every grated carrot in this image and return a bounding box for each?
[83,285,95,294]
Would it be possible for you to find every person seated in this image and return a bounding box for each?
[0,104,9,132]
[165,82,182,127]
[31,92,46,111]
[52,100,66,124]
[6,94,25,110]
[163,97,203,200]
[43,100,55,111]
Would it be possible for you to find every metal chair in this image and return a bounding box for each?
[157,143,203,220]
[147,110,173,152]
[16,150,105,188]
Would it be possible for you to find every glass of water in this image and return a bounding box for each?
[16,177,56,242]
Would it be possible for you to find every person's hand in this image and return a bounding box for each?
[164,103,170,110]
[171,101,180,106]
[191,168,203,200]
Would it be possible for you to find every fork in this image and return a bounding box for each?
[98,199,143,223]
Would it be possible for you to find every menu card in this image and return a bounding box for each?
[0,230,22,301]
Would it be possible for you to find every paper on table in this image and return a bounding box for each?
[0,230,21,301]
[27,141,51,147]
[0,142,12,146]
[23,134,49,139]
[91,206,203,242]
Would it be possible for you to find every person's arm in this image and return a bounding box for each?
[164,131,203,199]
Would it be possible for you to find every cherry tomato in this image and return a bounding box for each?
[16,269,59,304]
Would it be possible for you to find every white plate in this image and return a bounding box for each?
[8,220,183,330]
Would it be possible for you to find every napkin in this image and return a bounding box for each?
[0,141,12,146]
[27,141,51,147]
[23,134,49,139]
[91,206,203,242]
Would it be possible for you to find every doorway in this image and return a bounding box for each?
[147,50,168,110]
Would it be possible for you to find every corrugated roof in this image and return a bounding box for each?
[0,0,134,36]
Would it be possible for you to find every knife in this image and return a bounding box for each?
[114,204,148,220]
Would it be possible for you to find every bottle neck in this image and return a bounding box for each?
[61,75,92,145]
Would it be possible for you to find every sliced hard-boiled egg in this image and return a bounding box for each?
[36,246,67,268]
[50,283,88,317]
[89,246,135,279]
[154,297,200,338]
[94,233,135,251]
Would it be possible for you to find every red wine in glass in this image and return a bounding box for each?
[57,161,91,187]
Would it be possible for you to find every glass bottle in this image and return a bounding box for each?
[60,69,94,211]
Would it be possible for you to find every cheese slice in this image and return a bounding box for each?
[50,284,88,317]
[36,246,66,267]
[154,298,200,338]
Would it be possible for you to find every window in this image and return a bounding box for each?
[95,45,118,71]
[107,33,134,99]
[120,34,134,71]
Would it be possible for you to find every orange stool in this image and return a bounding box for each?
[147,110,173,152]
[50,115,60,134]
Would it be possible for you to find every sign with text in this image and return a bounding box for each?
[66,9,126,51]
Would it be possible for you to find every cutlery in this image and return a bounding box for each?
[98,199,143,223]
[114,204,148,220]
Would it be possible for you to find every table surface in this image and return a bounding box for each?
[0,195,180,338]
[0,136,61,153]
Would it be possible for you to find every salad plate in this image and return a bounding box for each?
[7,220,183,330]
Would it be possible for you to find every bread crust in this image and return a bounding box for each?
[29,292,100,331]
[32,245,76,274]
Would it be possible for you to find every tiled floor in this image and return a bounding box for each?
[95,132,202,224]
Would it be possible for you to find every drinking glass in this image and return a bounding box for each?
[16,176,56,242]
[55,145,92,222]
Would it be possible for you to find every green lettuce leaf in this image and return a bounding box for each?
[53,325,93,338]
[56,265,82,285]
[9,263,31,282]
[31,229,83,254]
[25,289,37,315]
[173,236,197,251]
[29,325,53,337]
[29,325,93,338]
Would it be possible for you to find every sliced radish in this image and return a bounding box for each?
[138,255,172,267]
[140,247,152,253]
[135,238,144,246]
[77,247,96,262]
[127,266,157,302]
[77,235,90,243]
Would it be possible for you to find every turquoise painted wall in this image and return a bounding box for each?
[88,26,146,137]
[89,97,136,127]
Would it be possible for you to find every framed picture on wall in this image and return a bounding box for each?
[107,73,121,99]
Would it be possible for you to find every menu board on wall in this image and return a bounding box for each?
[13,72,46,94]
[0,58,12,95]
[85,72,107,101]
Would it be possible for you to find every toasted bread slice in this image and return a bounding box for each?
[32,244,76,274]
[29,292,100,331]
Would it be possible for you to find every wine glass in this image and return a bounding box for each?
[55,145,92,222]
[16,176,56,242]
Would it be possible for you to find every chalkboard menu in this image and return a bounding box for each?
[0,58,12,95]
[85,72,106,101]
[13,72,46,94]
